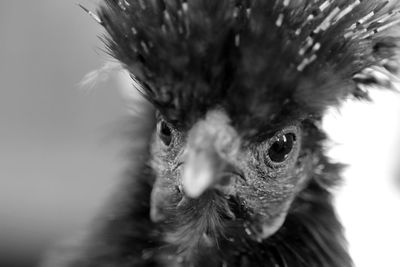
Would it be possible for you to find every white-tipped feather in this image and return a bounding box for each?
[79,61,124,90]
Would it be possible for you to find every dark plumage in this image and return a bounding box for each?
[43,1,400,266]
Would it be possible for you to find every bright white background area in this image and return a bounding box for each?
[0,1,399,266]
[324,90,400,267]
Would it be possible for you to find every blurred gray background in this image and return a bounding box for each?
[1,1,400,267]
[0,1,125,266]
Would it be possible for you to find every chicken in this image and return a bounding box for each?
[43,0,400,266]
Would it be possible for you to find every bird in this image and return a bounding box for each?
[43,0,400,266]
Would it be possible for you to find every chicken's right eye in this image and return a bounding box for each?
[268,133,296,163]
[263,126,301,167]
[158,120,173,146]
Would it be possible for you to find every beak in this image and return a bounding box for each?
[182,142,227,198]
[181,110,240,198]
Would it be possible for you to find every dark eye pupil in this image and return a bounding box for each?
[159,121,172,146]
[268,133,296,163]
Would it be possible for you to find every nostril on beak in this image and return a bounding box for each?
[176,185,183,194]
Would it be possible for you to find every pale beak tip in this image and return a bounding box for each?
[182,165,214,198]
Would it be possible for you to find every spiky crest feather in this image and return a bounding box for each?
[99,0,400,132]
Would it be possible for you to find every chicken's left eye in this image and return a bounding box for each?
[268,133,296,163]
[158,121,173,146]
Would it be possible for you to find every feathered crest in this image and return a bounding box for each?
[97,0,400,132]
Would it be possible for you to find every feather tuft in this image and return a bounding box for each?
[98,0,400,133]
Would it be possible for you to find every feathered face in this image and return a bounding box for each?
[149,107,312,242]
[97,0,400,251]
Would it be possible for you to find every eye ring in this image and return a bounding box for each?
[158,120,173,146]
[265,126,300,166]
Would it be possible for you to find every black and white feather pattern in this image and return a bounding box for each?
[98,0,400,129]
